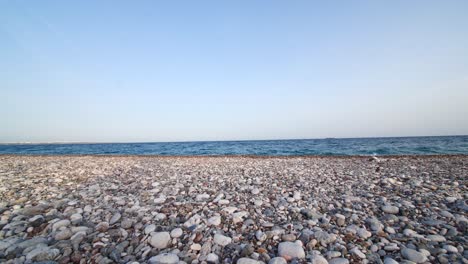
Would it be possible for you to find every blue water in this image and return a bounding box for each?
[0,136,467,156]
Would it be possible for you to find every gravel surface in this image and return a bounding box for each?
[0,155,466,264]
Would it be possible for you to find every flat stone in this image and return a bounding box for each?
[382,205,399,214]
[427,234,446,242]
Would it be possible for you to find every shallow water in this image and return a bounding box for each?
[1,136,467,156]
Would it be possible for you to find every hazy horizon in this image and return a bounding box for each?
[2,1,468,143]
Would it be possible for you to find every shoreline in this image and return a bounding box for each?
[1,154,468,158]
[0,155,466,263]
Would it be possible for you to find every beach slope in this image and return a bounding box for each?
[0,155,466,263]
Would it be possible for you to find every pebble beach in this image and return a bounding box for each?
[0,155,466,264]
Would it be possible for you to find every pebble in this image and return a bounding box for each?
[350,247,366,259]
[144,224,156,234]
[357,228,372,239]
[170,227,183,238]
[310,254,329,264]
[54,229,72,240]
[207,253,219,263]
[382,205,399,214]
[269,257,287,264]
[401,248,428,263]
[208,215,222,226]
[427,234,446,242]
[328,258,349,264]
[383,258,399,264]
[149,232,171,249]
[148,253,179,264]
[0,156,465,263]
[443,244,458,253]
[213,233,232,246]
[277,241,305,260]
[109,212,121,225]
[237,258,262,264]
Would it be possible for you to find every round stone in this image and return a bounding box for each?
[149,232,171,249]
[278,241,305,260]
[170,227,183,238]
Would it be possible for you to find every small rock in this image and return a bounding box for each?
[383,258,398,264]
[328,258,349,264]
[277,241,305,260]
[401,248,428,263]
[208,215,221,226]
[382,205,399,214]
[269,257,287,264]
[427,234,446,242]
[70,213,83,225]
[149,232,171,249]
[237,258,262,264]
[443,245,458,253]
[109,212,121,225]
[55,229,72,240]
[148,253,179,264]
[310,254,329,264]
[207,253,219,263]
[96,222,110,232]
[214,233,232,246]
[350,247,366,259]
[144,224,156,234]
[170,228,183,238]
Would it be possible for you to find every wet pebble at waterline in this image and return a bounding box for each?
[0,155,466,263]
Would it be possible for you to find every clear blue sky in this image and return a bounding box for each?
[1,1,467,142]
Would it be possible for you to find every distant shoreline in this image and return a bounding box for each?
[0,134,466,145]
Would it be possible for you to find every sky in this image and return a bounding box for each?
[1,1,468,143]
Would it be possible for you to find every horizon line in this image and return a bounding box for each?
[0,134,466,145]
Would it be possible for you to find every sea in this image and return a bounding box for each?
[0,136,467,156]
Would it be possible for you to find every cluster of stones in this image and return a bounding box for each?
[0,155,466,264]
